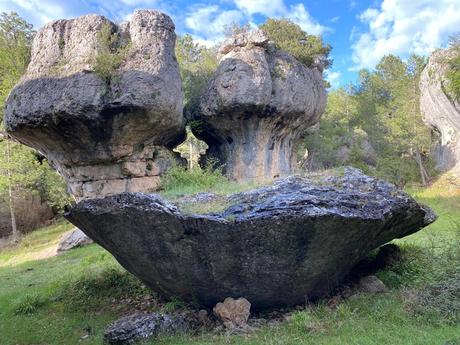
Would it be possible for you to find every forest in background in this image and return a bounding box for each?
[1,12,459,238]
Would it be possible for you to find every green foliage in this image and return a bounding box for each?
[12,293,48,315]
[175,34,217,118]
[159,161,227,196]
[259,18,332,69]
[446,35,460,100]
[93,22,129,87]
[0,140,72,212]
[0,12,34,125]
[302,54,434,187]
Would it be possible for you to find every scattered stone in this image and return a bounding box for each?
[358,275,389,294]
[57,228,93,253]
[66,168,435,309]
[104,313,188,345]
[213,297,251,330]
[198,309,211,325]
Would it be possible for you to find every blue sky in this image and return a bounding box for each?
[1,0,460,87]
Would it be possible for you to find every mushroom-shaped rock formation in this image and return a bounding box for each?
[65,168,435,309]
[194,29,327,181]
[4,10,184,200]
[420,48,460,172]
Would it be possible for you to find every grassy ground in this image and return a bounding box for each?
[1,173,460,345]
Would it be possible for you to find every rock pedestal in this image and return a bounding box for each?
[4,10,185,200]
[195,29,327,181]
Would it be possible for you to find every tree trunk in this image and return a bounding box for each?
[414,147,429,187]
[189,140,194,170]
[5,140,19,241]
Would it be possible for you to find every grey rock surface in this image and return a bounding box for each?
[65,168,435,309]
[104,313,188,345]
[4,10,184,200]
[195,29,327,181]
[57,227,93,253]
[358,275,389,294]
[420,48,460,172]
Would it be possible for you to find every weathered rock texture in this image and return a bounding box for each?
[4,10,184,200]
[195,29,327,181]
[104,313,188,345]
[66,168,435,309]
[420,48,460,172]
[213,297,251,330]
[57,227,93,253]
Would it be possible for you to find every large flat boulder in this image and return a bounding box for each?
[65,168,435,309]
[4,10,185,200]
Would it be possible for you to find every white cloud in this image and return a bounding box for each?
[288,3,329,35]
[185,5,245,45]
[0,0,69,26]
[232,0,329,35]
[326,71,341,88]
[351,0,460,70]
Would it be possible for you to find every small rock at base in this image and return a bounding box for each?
[104,312,188,345]
[358,275,389,293]
[213,297,251,330]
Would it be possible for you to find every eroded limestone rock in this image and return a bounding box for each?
[195,29,327,181]
[420,48,460,172]
[4,10,184,200]
[65,168,435,309]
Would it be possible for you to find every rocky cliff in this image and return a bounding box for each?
[4,10,185,200]
[420,48,460,172]
[195,29,327,181]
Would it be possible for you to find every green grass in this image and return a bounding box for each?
[1,174,460,344]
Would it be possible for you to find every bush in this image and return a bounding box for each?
[13,293,48,315]
[259,18,332,69]
[55,264,148,310]
[159,162,228,197]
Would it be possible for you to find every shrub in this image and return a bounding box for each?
[13,293,48,315]
[159,161,228,196]
[93,22,130,87]
[259,18,332,69]
[55,265,148,310]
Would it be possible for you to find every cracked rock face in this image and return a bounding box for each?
[4,10,184,200]
[420,48,460,172]
[195,29,327,181]
[65,168,435,309]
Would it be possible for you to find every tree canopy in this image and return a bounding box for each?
[259,18,332,69]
